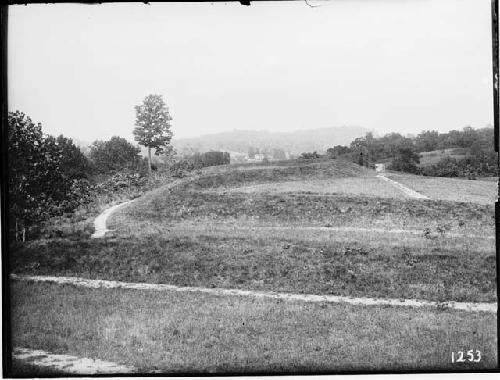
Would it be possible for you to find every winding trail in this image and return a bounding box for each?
[11,274,497,314]
[91,200,134,238]
[13,348,136,375]
[376,173,429,200]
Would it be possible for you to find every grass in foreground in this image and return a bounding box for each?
[10,281,497,374]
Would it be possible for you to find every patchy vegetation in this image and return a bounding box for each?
[10,230,496,303]
[121,189,494,233]
[179,159,371,190]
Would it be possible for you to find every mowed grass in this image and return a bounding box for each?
[385,172,497,205]
[180,159,373,191]
[115,190,494,234]
[10,281,497,374]
[219,177,410,199]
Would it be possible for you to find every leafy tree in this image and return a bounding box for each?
[415,130,439,152]
[8,111,87,239]
[326,145,350,158]
[133,94,173,174]
[89,136,142,174]
[388,142,420,173]
[271,148,286,160]
[52,135,91,180]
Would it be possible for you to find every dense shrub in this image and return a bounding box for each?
[299,151,321,159]
[93,172,149,195]
[8,111,91,239]
[420,156,498,178]
[326,145,351,158]
[51,135,92,180]
[89,136,142,174]
[387,145,420,174]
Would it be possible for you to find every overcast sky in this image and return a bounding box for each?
[8,0,493,142]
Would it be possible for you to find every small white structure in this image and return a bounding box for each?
[375,163,386,172]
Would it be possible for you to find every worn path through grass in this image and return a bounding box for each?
[10,281,497,374]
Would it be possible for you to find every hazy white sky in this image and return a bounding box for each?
[8,0,493,141]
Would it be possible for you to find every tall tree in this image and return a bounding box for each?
[133,94,173,174]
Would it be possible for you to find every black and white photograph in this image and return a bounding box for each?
[2,0,499,375]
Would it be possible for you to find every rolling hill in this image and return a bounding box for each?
[172,126,369,156]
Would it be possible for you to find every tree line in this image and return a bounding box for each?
[322,126,497,177]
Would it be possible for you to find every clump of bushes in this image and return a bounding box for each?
[299,151,321,159]
[419,156,498,178]
[89,136,148,174]
[92,172,151,199]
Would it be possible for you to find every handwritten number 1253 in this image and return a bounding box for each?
[451,350,481,363]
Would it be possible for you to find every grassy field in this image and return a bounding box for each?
[385,172,497,205]
[418,148,469,167]
[10,160,496,303]
[220,177,410,199]
[8,158,498,373]
[180,159,372,190]
[10,281,497,374]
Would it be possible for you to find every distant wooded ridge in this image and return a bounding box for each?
[170,126,370,157]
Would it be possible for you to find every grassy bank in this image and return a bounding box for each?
[10,281,497,374]
[179,159,372,190]
[115,190,495,235]
[10,227,495,302]
[218,177,411,199]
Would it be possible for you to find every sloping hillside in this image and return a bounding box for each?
[180,159,373,190]
[418,148,469,167]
